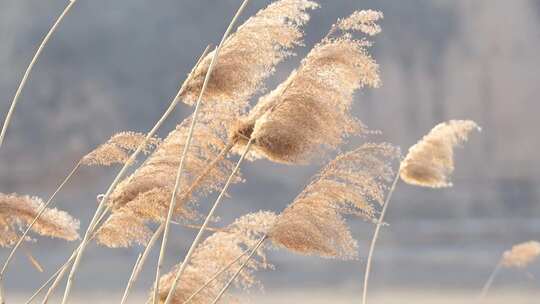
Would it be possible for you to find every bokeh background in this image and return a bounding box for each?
[1,0,539,303]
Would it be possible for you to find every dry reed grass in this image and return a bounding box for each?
[0,193,79,247]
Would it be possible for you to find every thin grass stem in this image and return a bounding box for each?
[0,0,77,150]
[362,170,400,304]
[152,1,251,302]
[59,45,211,304]
[479,260,502,301]
[209,235,267,304]
[162,139,253,304]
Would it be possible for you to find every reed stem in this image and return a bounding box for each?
[162,139,253,304]
[479,260,502,301]
[152,1,251,302]
[0,0,77,150]
[209,235,267,304]
[58,45,211,304]
[362,170,400,304]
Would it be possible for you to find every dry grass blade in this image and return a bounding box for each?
[0,193,79,247]
[0,0,77,150]
[58,44,212,304]
[231,12,381,164]
[81,132,160,166]
[400,120,481,188]
[269,143,400,259]
[152,211,276,304]
[181,0,318,108]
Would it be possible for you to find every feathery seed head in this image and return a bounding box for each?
[269,143,400,259]
[400,120,481,188]
[231,10,382,164]
[501,241,540,268]
[181,0,318,109]
[152,211,277,303]
[95,211,152,248]
[0,193,79,247]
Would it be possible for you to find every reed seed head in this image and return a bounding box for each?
[181,0,318,110]
[269,143,400,259]
[501,241,540,269]
[231,10,382,164]
[400,120,481,188]
[0,192,79,247]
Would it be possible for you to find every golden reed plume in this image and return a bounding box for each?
[400,120,481,188]
[153,211,276,304]
[0,193,79,247]
[82,132,161,166]
[269,143,400,259]
[501,241,540,268]
[181,0,318,109]
[231,10,382,164]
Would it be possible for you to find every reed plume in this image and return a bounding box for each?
[181,0,318,108]
[152,211,276,304]
[269,143,400,259]
[363,119,480,304]
[501,241,540,268]
[480,241,540,299]
[94,103,242,247]
[231,11,381,163]
[400,120,481,188]
[95,211,153,248]
[82,132,161,166]
[0,193,79,247]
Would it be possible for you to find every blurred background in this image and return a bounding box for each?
[1,0,539,303]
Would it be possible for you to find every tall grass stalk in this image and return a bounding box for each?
[58,45,211,304]
[183,246,252,304]
[152,1,251,303]
[0,161,82,284]
[479,260,502,301]
[120,253,142,304]
[162,139,254,304]
[209,235,267,304]
[0,0,77,150]
[362,170,400,304]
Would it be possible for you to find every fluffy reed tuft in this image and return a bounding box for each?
[95,211,153,248]
[501,241,540,268]
[400,120,481,188]
[96,103,242,247]
[181,0,318,108]
[269,143,400,259]
[231,10,382,163]
[0,193,79,247]
[336,10,383,36]
[152,211,276,304]
[81,132,160,166]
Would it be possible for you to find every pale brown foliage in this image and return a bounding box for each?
[231,11,382,163]
[152,211,277,304]
[95,211,152,248]
[501,241,540,268]
[96,103,242,247]
[0,193,79,247]
[400,120,481,188]
[336,10,383,36]
[82,132,161,166]
[181,0,318,109]
[269,143,400,259]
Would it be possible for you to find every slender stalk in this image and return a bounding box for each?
[1,161,82,278]
[209,235,267,304]
[153,1,251,302]
[24,258,68,304]
[479,260,502,301]
[40,207,110,304]
[362,171,400,304]
[59,45,211,304]
[119,253,142,304]
[183,246,251,304]
[0,0,77,150]
[120,224,164,304]
[162,139,253,304]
